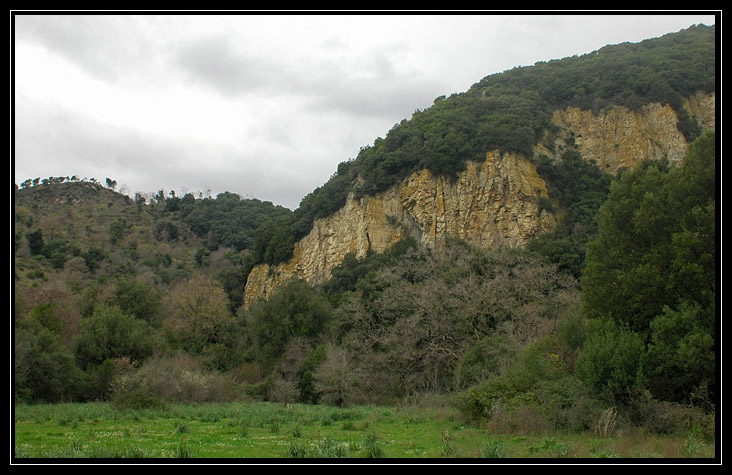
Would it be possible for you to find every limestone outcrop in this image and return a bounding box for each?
[243,92,715,307]
[244,151,554,308]
[536,91,716,173]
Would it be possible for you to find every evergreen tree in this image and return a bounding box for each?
[581,131,715,404]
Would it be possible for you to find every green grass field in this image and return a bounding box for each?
[13,401,716,460]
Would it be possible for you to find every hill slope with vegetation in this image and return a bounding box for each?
[248,24,715,272]
[13,24,717,450]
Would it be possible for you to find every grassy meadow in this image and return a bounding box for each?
[13,401,716,460]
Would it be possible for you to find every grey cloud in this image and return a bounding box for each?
[15,15,152,83]
[175,35,285,96]
[175,34,445,120]
[307,75,445,121]
[14,102,319,209]
[16,106,187,187]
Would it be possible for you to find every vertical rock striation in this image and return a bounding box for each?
[244,92,715,307]
[536,92,715,173]
[244,150,554,308]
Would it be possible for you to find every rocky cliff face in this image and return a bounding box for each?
[536,91,716,173]
[244,150,555,307]
[244,92,715,308]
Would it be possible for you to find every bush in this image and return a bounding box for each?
[245,279,332,372]
[74,305,161,371]
[454,333,518,389]
[15,314,82,403]
[266,374,299,404]
[531,376,602,432]
[110,353,243,408]
[576,320,646,404]
[623,390,715,439]
[454,334,604,433]
[110,385,165,411]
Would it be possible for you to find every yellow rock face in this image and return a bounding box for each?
[243,150,554,308]
[243,92,715,308]
[540,92,715,174]
[683,91,716,131]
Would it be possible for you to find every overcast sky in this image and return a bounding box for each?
[13,12,717,210]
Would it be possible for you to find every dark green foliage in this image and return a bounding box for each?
[154,221,180,242]
[73,305,161,371]
[114,279,162,326]
[81,247,105,272]
[28,302,63,335]
[575,320,647,404]
[644,302,715,406]
[488,25,715,115]
[214,264,249,313]
[581,131,716,404]
[180,191,291,252]
[40,238,81,269]
[583,132,715,332]
[527,150,612,277]
[194,247,211,266]
[82,358,120,402]
[293,170,354,237]
[108,219,127,244]
[456,335,601,431]
[296,344,327,404]
[319,237,418,305]
[15,314,82,403]
[246,279,333,372]
[26,229,44,255]
[251,217,296,266]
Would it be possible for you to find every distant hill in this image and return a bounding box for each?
[14,180,290,315]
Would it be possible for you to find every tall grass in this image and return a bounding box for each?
[14,401,717,459]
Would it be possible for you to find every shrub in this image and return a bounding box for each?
[74,304,161,371]
[532,376,602,433]
[266,374,299,404]
[480,441,507,458]
[245,279,332,372]
[110,353,243,407]
[595,407,618,438]
[15,314,82,403]
[623,390,715,438]
[454,335,601,433]
[111,385,165,411]
[576,320,646,404]
[454,333,517,388]
[360,433,385,458]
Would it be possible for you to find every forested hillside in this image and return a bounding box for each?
[13,25,716,442]
[249,24,715,271]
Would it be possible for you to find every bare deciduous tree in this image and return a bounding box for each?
[336,241,579,401]
[162,274,233,355]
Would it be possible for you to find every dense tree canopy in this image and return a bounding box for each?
[527,150,613,277]
[178,191,292,252]
[581,131,716,405]
[245,279,333,373]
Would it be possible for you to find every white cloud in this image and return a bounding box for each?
[13,12,717,210]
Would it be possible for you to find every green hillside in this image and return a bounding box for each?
[13,25,717,453]
[250,24,715,270]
